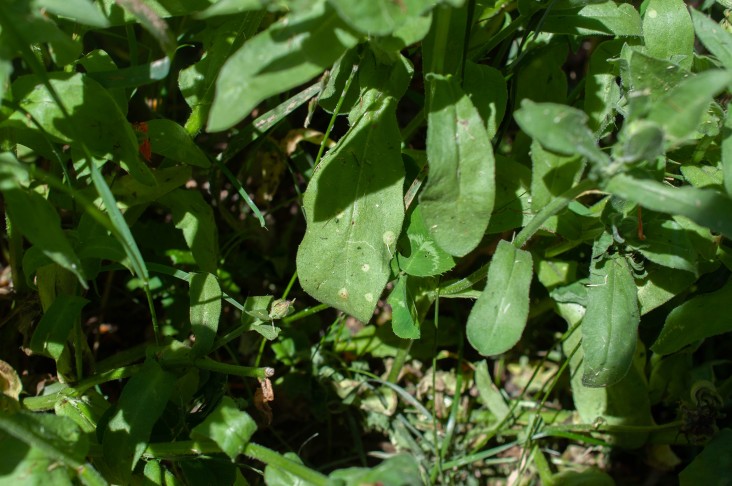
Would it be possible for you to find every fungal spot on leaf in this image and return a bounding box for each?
[361,263,370,272]
[364,293,374,303]
[338,288,349,300]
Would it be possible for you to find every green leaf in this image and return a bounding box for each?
[691,9,732,70]
[487,156,533,234]
[180,13,263,134]
[581,251,640,387]
[612,119,665,164]
[679,429,732,485]
[115,0,177,57]
[5,73,154,184]
[296,53,410,322]
[420,74,495,257]
[36,0,110,28]
[159,189,219,274]
[652,278,732,355]
[208,2,359,131]
[329,454,423,486]
[560,304,653,448]
[264,452,313,486]
[584,39,623,133]
[514,43,568,105]
[102,360,176,483]
[530,140,584,212]
[396,205,456,277]
[421,3,468,76]
[542,1,642,37]
[723,109,732,196]
[606,173,732,240]
[642,0,694,70]
[622,212,698,274]
[514,100,610,166]
[0,433,74,485]
[466,240,533,356]
[463,61,507,139]
[636,263,696,316]
[190,396,256,460]
[194,0,272,18]
[372,12,433,52]
[387,274,420,339]
[647,70,732,147]
[3,188,87,286]
[327,0,433,36]
[474,360,511,422]
[189,272,222,358]
[0,411,105,486]
[146,120,210,167]
[29,295,89,361]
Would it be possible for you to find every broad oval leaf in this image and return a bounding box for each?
[542,2,642,37]
[102,360,177,483]
[208,2,359,132]
[4,73,154,184]
[652,278,732,356]
[327,0,433,36]
[466,240,533,356]
[189,272,222,358]
[581,252,640,387]
[642,0,694,70]
[190,396,256,460]
[420,74,495,257]
[296,54,410,322]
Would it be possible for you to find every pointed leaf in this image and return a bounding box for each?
[420,74,495,257]
[147,120,210,167]
[159,189,219,274]
[387,275,420,339]
[396,205,456,277]
[3,188,87,286]
[102,360,176,483]
[606,173,732,240]
[515,100,610,166]
[652,278,732,355]
[542,2,642,37]
[190,396,256,460]
[466,240,533,356]
[30,295,89,361]
[36,0,110,28]
[189,272,222,358]
[208,2,359,131]
[647,70,732,146]
[581,252,640,387]
[691,8,732,70]
[296,54,410,322]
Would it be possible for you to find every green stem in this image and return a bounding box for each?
[313,59,359,168]
[142,440,328,486]
[427,5,453,75]
[387,340,413,384]
[281,271,297,300]
[282,303,329,324]
[23,364,146,411]
[439,179,596,296]
[513,178,596,249]
[163,356,274,380]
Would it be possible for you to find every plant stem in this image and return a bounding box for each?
[142,440,329,486]
[162,356,274,380]
[283,303,329,324]
[512,178,596,249]
[439,179,596,296]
